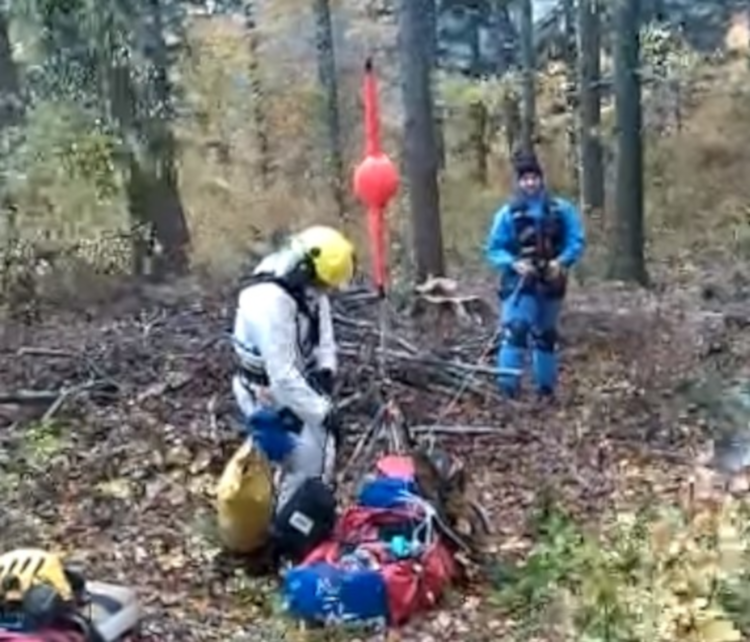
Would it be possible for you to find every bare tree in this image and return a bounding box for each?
[609,0,648,285]
[313,0,346,219]
[518,0,535,152]
[466,4,488,185]
[424,0,445,170]
[467,99,489,185]
[242,0,272,188]
[139,0,191,277]
[0,7,23,301]
[577,0,605,216]
[73,1,191,278]
[0,10,21,130]
[562,0,578,189]
[397,0,445,280]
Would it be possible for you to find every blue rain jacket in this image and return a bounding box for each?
[484,190,586,292]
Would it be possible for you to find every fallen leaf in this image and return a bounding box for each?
[95,478,134,500]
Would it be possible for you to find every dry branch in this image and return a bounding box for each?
[333,288,500,403]
[0,380,116,422]
[0,389,60,404]
[408,424,504,435]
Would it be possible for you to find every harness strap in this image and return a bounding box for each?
[509,197,563,262]
[241,271,321,348]
[238,365,270,388]
[234,272,323,390]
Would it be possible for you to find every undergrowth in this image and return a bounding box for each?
[492,486,750,642]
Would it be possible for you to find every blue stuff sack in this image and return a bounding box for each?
[357,476,418,510]
[283,560,389,626]
[245,408,300,463]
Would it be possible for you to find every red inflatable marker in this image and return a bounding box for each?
[352,58,400,295]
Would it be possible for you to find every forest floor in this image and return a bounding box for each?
[0,272,744,641]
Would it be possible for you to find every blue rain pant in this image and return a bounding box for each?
[497,292,562,396]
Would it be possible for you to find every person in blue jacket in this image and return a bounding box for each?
[485,151,586,398]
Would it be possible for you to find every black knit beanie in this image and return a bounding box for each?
[512,151,543,179]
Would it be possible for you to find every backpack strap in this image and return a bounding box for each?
[509,195,560,218]
[241,272,321,348]
[244,272,311,319]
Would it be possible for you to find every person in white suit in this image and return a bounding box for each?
[231,226,355,521]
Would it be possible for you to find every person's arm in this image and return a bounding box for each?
[484,205,516,271]
[240,286,330,426]
[556,199,586,268]
[315,294,336,373]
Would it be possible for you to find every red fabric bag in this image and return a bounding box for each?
[302,505,456,625]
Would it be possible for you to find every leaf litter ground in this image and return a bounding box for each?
[0,280,735,641]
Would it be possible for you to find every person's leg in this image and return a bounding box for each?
[497,293,537,396]
[275,420,328,512]
[531,297,563,395]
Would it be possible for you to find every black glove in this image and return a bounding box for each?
[309,368,335,396]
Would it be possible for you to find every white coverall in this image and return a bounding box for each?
[231,249,337,511]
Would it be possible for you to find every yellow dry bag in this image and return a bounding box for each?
[216,438,274,554]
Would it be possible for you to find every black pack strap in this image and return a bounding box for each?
[509,196,560,218]
[239,366,270,388]
[242,272,320,348]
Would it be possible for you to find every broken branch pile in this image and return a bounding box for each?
[0,282,501,430]
[331,284,501,412]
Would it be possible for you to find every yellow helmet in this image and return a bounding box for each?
[292,226,355,289]
[0,549,73,601]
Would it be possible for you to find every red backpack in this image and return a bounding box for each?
[302,505,456,625]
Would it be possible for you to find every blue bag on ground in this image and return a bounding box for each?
[283,558,389,625]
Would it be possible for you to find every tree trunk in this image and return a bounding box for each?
[424,0,445,170]
[501,87,521,156]
[467,99,488,185]
[562,0,578,190]
[398,0,445,281]
[312,0,346,220]
[0,8,22,303]
[139,0,191,277]
[466,5,487,184]
[608,0,648,285]
[578,0,605,216]
[492,0,517,73]
[0,10,21,129]
[104,63,152,277]
[518,0,535,153]
[243,0,272,188]
[651,0,667,21]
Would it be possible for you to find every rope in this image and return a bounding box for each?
[376,288,388,390]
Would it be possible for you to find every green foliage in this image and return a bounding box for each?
[641,23,704,82]
[5,99,125,241]
[492,499,587,610]
[492,490,750,642]
[439,71,520,114]
[20,418,69,467]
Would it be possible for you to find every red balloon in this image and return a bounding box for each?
[353,153,399,209]
[353,58,400,291]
